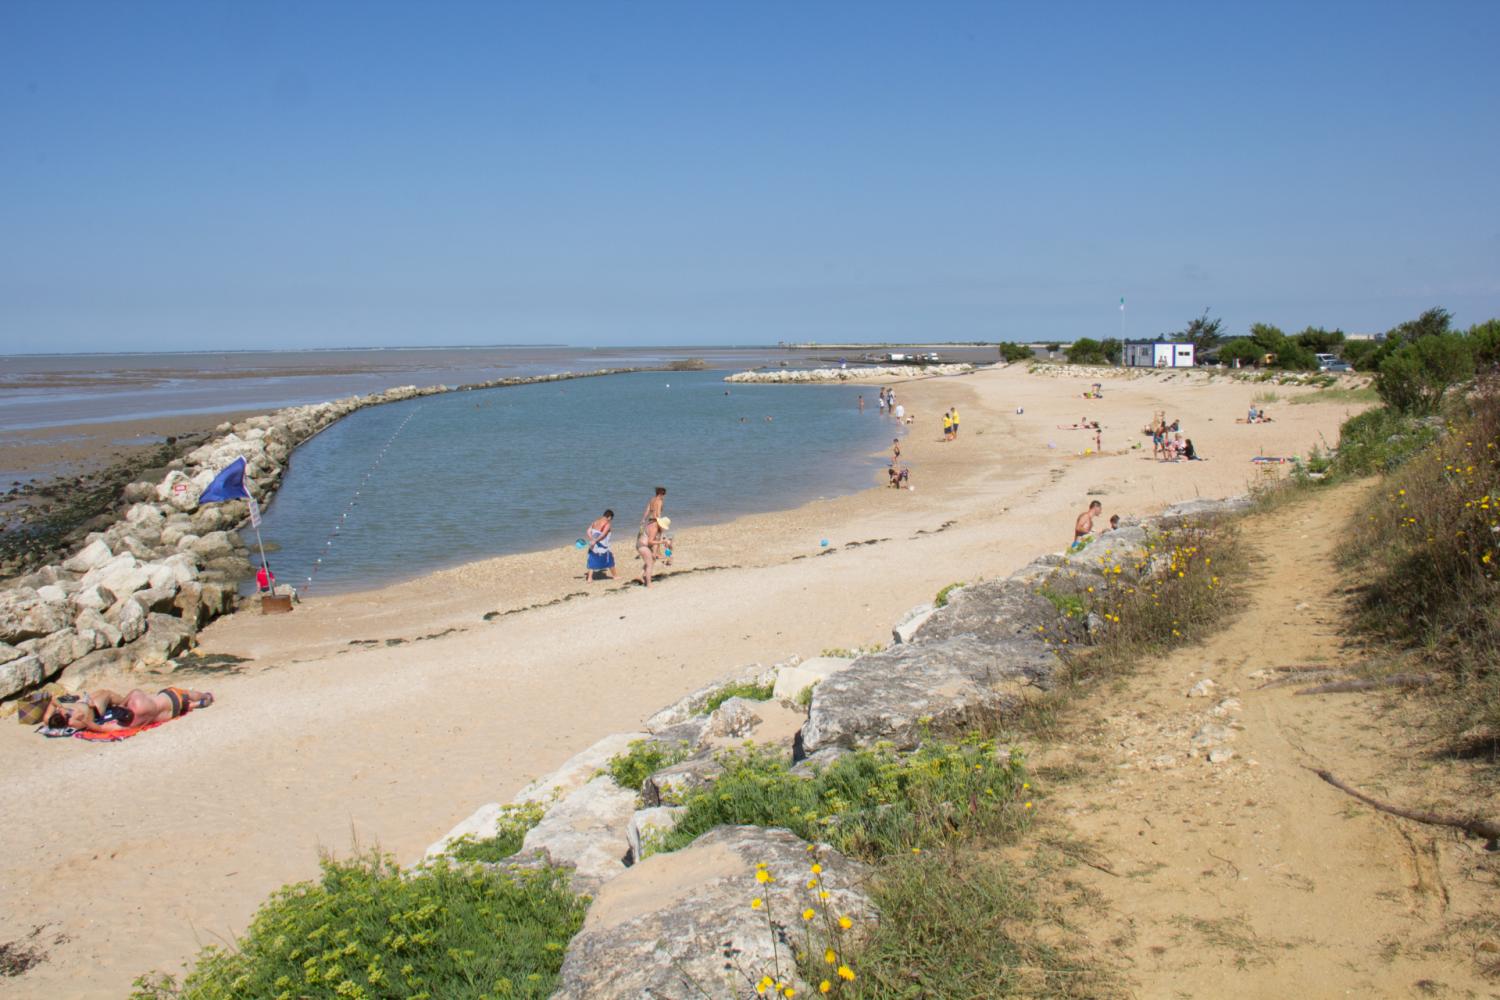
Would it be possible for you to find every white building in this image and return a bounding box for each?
[1123,341,1195,368]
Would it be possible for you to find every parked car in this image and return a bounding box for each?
[1320,359,1353,372]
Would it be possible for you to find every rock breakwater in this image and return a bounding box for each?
[0,368,643,705]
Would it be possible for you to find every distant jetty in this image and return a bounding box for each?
[725,363,976,383]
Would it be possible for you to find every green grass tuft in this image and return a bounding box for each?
[443,801,547,864]
[704,681,775,712]
[934,582,966,608]
[603,739,694,791]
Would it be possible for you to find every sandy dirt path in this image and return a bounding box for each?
[1043,481,1499,998]
[0,364,1366,998]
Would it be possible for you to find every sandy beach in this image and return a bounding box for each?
[0,363,1370,998]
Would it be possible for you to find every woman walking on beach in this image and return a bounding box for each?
[584,509,615,581]
[637,515,669,588]
[642,486,666,530]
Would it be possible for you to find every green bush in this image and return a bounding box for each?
[1216,338,1263,367]
[1294,326,1346,353]
[657,740,1029,860]
[444,802,547,864]
[603,739,693,791]
[704,680,776,712]
[1341,339,1385,371]
[934,582,965,607]
[1469,319,1500,371]
[130,853,586,1000]
[1327,406,1436,476]
[1065,338,1109,365]
[1375,333,1474,414]
[997,342,1033,363]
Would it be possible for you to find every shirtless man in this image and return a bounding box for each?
[1073,500,1103,548]
[45,687,213,733]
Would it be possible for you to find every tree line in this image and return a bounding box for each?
[994,306,1499,414]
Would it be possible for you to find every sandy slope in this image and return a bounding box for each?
[1039,482,1499,997]
[0,363,1366,998]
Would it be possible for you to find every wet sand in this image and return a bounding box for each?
[0,363,1370,998]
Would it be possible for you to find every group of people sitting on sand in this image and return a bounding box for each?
[23,685,214,734]
[1242,405,1275,424]
[1147,416,1203,462]
[582,486,675,588]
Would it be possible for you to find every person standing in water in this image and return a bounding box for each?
[950,406,960,438]
[858,394,865,413]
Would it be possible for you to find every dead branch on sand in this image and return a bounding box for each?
[1305,766,1500,849]
[1295,673,1436,696]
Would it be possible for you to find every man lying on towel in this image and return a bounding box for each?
[44,687,214,734]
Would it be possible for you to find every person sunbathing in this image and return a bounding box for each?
[45,687,214,733]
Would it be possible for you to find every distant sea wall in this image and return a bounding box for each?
[0,367,644,705]
[725,363,976,383]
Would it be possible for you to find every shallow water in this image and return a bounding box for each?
[256,370,895,594]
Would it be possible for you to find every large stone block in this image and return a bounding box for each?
[771,656,856,701]
[0,589,72,644]
[644,663,781,732]
[554,826,875,1000]
[517,776,638,896]
[801,636,1055,754]
[0,655,43,700]
[62,538,113,574]
[910,577,1072,647]
[513,731,650,805]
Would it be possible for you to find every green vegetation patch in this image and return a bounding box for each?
[1037,586,1088,619]
[704,680,776,712]
[934,582,965,608]
[603,739,694,791]
[657,739,1028,861]
[1288,385,1379,406]
[130,852,586,1000]
[443,802,547,865]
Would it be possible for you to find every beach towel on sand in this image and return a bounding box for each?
[34,718,174,742]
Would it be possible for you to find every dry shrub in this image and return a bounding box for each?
[1348,379,1500,748]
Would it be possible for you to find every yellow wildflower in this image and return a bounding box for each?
[756,870,772,884]
[838,915,852,929]
[838,964,856,981]
[751,898,763,910]
[802,908,815,921]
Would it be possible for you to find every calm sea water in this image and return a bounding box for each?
[256,370,897,594]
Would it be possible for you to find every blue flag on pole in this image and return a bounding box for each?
[199,457,251,503]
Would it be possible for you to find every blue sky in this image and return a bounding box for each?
[2,1,1497,352]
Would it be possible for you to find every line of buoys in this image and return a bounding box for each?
[300,406,423,597]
